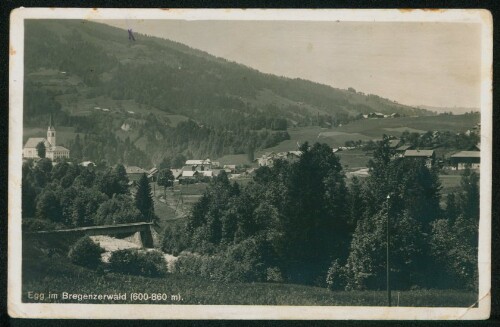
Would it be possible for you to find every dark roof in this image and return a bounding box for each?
[396,145,412,151]
[451,151,480,158]
[404,149,434,157]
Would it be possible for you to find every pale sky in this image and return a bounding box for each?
[101,20,482,109]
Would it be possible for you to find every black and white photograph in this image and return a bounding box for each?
[8,8,492,320]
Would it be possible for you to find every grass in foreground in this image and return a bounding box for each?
[22,246,477,307]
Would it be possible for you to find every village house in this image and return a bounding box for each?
[185,159,212,170]
[147,167,159,182]
[395,145,412,156]
[223,165,236,173]
[125,166,147,182]
[23,116,70,160]
[388,139,401,150]
[450,151,480,170]
[170,169,183,180]
[404,149,435,168]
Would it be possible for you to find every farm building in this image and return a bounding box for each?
[125,166,147,182]
[185,159,212,170]
[170,169,183,180]
[395,145,412,156]
[223,165,237,173]
[404,149,435,168]
[450,151,480,170]
[388,139,401,149]
[180,164,215,180]
[147,167,159,181]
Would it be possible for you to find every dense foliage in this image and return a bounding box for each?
[22,160,153,228]
[108,249,167,277]
[162,140,479,290]
[67,236,104,269]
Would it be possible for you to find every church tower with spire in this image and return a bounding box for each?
[47,114,56,148]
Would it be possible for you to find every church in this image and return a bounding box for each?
[23,117,70,160]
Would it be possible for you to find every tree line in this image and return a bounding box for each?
[22,159,155,230]
[162,138,479,290]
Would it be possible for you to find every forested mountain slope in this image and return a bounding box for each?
[24,20,432,167]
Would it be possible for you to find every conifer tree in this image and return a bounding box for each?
[135,173,155,222]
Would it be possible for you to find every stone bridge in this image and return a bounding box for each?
[25,222,155,248]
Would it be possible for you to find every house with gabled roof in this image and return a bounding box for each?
[404,149,435,168]
[450,151,480,170]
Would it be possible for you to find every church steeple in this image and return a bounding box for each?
[47,114,56,148]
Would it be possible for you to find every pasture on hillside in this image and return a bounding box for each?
[249,114,479,157]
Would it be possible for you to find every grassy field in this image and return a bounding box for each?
[152,182,208,228]
[243,114,479,159]
[337,115,479,137]
[337,149,373,171]
[22,244,477,307]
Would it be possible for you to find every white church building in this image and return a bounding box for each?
[23,117,70,160]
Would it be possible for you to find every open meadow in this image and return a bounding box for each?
[22,241,477,307]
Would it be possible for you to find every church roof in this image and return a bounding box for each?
[24,138,50,148]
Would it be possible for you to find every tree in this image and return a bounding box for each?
[69,187,107,227]
[345,209,425,290]
[282,142,349,284]
[22,162,37,218]
[347,176,365,227]
[158,157,171,170]
[113,164,129,194]
[36,141,46,158]
[430,213,478,289]
[459,167,479,221]
[135,173,155,222]
[157,168,174,198]
[429,168,480,289]
[71,134,83,160]
[35,189,63,223]
[95,194,142,225]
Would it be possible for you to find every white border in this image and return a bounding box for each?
[8,8,493,320]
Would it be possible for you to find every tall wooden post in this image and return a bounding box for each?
[387,194,392,307]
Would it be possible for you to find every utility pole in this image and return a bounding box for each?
[386,194,392,307]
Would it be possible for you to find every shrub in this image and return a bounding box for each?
[221,237,269,282]
[22,218,63,232]
[326,259,347,291]
[266,267,284,283]
[67,236,104,269]
[108,249,167,277]
[172,253,203,276]
[161,223,189,256]
[173,236,276,283]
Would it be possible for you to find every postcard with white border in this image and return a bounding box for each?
[8,8,492,320]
